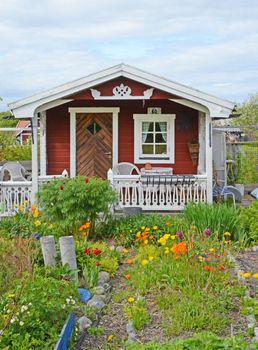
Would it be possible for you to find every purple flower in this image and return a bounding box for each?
[203,228,211,236]
[176,231,183,239]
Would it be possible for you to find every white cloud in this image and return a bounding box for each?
[0,0,258,110]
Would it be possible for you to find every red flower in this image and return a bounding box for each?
[84,248,91,255]
[95,261,101,266]
[93,248,102,255]
[220,265,225,270]
[60,185,64,190]
[85,178,89,184]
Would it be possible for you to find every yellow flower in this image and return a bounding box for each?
[128,297,135,303]
[13,204,18,208]
[144,239,149,245]
[123,248,129,254]
[224,232,231,236]
[23,200,28,205]
[209,248,215,252]
[35,220,41,226]
[136,231,141,238]
[149,256,154,261]
[145,227,150,232]
[171,235,176,240]
[33,210,39,218]
[252,273,258,278]
[19,205,24,211]
[129,229,133,233]
[141,226,145,230]
[164,234,170,240]
[242,272,251,278]
[165,247,169,254]
[49,224,54,229]
[141,259,149,266]
[107,334,114,341]
[153,226,158,230]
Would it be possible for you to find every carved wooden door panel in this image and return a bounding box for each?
[76,113,112,178]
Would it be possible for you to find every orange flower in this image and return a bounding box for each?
[149,235,154,239]
[127,259,134,265]
[204,265,215,271]
[124,274,131,280]
[79,222,91,231]
[220,265,225,270]
[170,241,187,255]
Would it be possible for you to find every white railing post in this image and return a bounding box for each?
[107,168,114,185]
[31,113,39,203]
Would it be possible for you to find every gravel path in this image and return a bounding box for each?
[236,249,258,297]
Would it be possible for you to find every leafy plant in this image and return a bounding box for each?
[124,299,150,330]
[183,203,244,240]
[38,176,117,237]
[239,201,258,244]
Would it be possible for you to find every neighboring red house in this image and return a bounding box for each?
[9,64,235,210]
[15,120,31,144]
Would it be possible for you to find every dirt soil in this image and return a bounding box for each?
[236,249,258,298]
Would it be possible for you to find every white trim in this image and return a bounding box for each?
[40,111,47,176]
[31,113,38,202]
[70,111,76,177]
[133,114,175,164]
[68,107,120,175]
[9,64,235,120]
[205,113,213,203]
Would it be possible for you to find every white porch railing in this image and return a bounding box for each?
[0,175,64,217]
[108,171,207,211]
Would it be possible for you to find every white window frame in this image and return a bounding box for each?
[133,114,176,164]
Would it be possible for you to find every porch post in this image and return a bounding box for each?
[31,112,39,203]
[198,112,206,174]
[40,111,47,176]
[70,111,76,177]
[112,110,119,167]
[205,113,213,203]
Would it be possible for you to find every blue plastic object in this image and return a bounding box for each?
[54,313,76,350]
[77,288,91,303]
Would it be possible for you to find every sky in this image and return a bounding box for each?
[0,0,258,111]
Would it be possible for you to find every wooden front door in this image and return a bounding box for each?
[76,113,112,178]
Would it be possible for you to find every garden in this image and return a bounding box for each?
[0,176,258,349]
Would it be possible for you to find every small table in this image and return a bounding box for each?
[140,167,173,176]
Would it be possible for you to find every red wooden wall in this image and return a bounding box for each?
[46,78,198,175]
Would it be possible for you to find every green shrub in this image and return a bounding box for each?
[0,271,78,349]
[239,201,258,244]
[38,176,117,237]
[183,203,244,240]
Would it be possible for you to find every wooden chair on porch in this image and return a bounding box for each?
[0,161,31,181]
[112,162,140,175]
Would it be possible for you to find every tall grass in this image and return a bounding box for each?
[183,203,244,240]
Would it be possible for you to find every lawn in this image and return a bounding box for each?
[0,176,258,349]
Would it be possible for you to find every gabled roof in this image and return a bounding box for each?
[15,120,31,137]
[9,63,235,119]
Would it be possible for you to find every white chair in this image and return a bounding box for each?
[0,161,30,181]
[112,162,140,175]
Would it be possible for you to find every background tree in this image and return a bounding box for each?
[232,92,258,126]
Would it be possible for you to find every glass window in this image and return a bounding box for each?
[141,121,168,156]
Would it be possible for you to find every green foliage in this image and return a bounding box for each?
[83,265,99,290]
[126,332,256,350]
[124,299,150,330]
[87,326,104,336]
[239,201,258,244]
[235,143,258,184]
[38,176,117,236]
[232,92,258,126]
[0,111,16,127]
[183,203,244,240]
[0,271,78,349]
[112,214,186,247]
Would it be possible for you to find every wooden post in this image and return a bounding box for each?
[40,111,47,176]
[31,113,38,203]
[40,236,56,266]
[59,236,78,278]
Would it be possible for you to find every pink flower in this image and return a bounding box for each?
[176,231,183,239]
[203,228,211,236]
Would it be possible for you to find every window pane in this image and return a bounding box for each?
[142,145,154,154]
[155,133,167,143]
[142,133,153,143]
[142,122,153,132]
[155,122,167,132]
[155,145,167,154]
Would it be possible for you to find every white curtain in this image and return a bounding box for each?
[159,122,167,142]
[142,122,151,143]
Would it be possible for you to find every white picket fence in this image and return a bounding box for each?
[0,175,64,217]
[108,172,207,211]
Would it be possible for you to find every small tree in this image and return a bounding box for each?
[38,176,117,238]
[232,92,258,126]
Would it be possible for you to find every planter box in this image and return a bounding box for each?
[54,313,76,350]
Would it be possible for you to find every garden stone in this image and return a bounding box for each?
[40,236,56,267]
[59,236,78,270]
[93,286,105,295]
[126,321,137,343]
[87,296,105,310]
[126,321,136,334]
[254,327,258,341]
[128,334,137,344]
[98,271,110,285]
[103,282,112,293]
[78,316,92,331]
[251,246,258,252]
